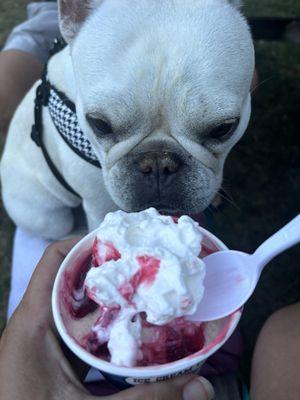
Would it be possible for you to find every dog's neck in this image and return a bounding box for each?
[47,46,77,105]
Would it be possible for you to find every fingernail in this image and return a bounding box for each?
[183,377,214,400]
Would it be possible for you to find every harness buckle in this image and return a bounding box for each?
[31,125,42,147]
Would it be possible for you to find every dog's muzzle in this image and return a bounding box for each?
[137,151,182,188]
[119,150,185,210]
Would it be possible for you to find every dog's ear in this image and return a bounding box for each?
[58,0,104,43]
[227,0,243,8]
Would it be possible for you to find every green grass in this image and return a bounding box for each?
[0,0,28,44]
[0,0,37,333]
[0,1,299,379]
[244,0,300,17]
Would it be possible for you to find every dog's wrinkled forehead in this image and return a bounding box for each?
[62,0,254,122]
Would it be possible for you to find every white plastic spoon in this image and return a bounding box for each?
[188,214,300,322]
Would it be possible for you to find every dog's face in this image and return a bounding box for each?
[59,0,254,214]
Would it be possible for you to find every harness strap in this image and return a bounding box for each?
[31,74,82,199]
[31,37,101,198]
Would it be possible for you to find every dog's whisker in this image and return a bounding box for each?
[251,75,275,94]
[219,180,233,190]
[219,186,235,201]
[217,189,240,211]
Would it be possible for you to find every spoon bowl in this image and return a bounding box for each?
[188,251,256,322]
[188,214,300,322]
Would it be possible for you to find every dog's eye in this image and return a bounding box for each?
[207,118,239,141]
[86,115,112,135]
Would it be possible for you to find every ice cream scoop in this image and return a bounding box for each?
[188,214,300,322]
[83,208,207,366]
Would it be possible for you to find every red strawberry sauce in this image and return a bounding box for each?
[62,238,206,366]
[92,237,121,267]
[119,256,160,304]
[139,314,205,366]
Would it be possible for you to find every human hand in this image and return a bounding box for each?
[0,239,214,400]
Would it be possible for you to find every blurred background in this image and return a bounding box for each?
[0,0,299,377]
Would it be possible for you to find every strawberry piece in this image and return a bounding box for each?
[138,317,205,365]
[140,324,168,365]
[82,305,120,357]
[92,237,121,267]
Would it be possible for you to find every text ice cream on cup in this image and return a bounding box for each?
[61,208,215,367]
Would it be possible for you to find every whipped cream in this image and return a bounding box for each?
[84,208,206,366]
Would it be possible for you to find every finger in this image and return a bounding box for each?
[22,237,81,307]
[182,376,215,400]
[29,237,82,294]
[83,374,214,400]
[16,237,82,327]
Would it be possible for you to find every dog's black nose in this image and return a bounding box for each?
[132,150,184,206]
[138,151,181,181]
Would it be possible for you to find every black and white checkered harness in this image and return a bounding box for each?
[47,86,100,167]
[31,38,101,199]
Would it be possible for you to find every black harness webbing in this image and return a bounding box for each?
[31,38,101,198]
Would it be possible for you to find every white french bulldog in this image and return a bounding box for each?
[0,0,254,240]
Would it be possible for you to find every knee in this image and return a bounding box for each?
[0,50,42,133]
[262,303,300,338]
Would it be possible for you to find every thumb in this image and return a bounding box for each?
[84,374,214,400]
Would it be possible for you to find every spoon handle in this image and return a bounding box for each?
[252,214,300,275]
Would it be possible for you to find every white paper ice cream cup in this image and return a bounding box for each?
[52,227,242,389]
